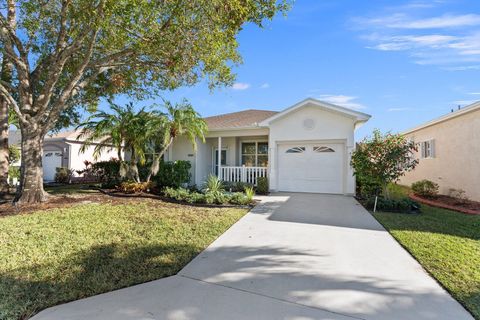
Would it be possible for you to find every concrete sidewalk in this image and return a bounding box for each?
[33,194,473,320]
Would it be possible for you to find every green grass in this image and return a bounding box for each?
[0,200,247,320]
[44,183,101,195]
[373,205,480,318]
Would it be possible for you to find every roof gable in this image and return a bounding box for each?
[259,98,371,126]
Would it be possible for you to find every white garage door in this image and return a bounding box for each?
[43,151,63,182]
[277,142,344,194]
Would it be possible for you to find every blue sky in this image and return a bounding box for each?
[137,0,480,139]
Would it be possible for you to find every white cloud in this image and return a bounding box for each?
[231,82,250,90]
[453,100,477,106]
[354,7,480,69]
[358,14,480,30]
[260,83,270,89]
[317,94,366,110]
[468,92,480,95]
[387,107,412,112]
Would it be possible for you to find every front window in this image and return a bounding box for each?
[242,142,268,167]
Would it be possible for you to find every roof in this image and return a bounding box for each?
[403,101,480,135]
[259,98,371,126]
[8,129,90,146]
[204,109,279,130]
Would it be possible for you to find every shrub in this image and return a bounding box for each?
[244,186,255,201]
[8,166,20,179]
[163,187,190,201]
[91,159,122,187]
[256,177,269,194]
[351,129,418,199]
[365,197,420,213]
[118,181,153,193]
[155,160,191,188]
[203,175,224,193]
[223,181,253,192]
[230,192,252,205]
[54,167,74,184]
[411,180,439,198]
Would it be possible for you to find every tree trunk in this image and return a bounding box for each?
[0,0,16,195]
[146,138,173,183]
[0,98,8,195]
[14,130,48,203]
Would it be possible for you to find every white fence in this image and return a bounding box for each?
[220,166,268,185]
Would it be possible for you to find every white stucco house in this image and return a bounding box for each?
[165,98,371,194]
[8,130,122,182]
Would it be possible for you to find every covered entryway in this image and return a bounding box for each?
[43,150,63,181]
[277,142,344,194]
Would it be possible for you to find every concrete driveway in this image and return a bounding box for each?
[33,193,473,320]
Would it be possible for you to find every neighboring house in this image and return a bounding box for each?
[399,101,480,201]
[8,130,122,182]
[165,98,371,194]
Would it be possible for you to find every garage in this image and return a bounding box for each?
[43,150,63,182]
[277,142,344,194]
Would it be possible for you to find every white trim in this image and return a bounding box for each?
[403,101,480,134]
[259,98,371,126]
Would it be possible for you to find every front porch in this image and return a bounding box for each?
[206,135,269,185]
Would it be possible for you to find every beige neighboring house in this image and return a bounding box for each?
[8,130,122,182]
[399,101,480,201]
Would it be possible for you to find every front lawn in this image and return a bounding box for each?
[0,199,247,320]
[373,205,480,319]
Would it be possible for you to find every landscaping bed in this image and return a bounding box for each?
[0,197,247,320]
[410,193,480,215]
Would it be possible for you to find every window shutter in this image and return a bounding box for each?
[430,139,435,158]
[420,142,425,158]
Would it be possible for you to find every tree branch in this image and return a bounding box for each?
[0,82,27,125]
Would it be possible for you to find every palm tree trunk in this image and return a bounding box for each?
[146,138,174,183]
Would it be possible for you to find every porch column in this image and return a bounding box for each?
[217,136,222,180]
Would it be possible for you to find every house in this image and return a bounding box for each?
[399,101,480,201]
[165,98,371,194]
[8,130,122,182]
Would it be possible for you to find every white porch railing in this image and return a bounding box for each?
[220,166,268,185]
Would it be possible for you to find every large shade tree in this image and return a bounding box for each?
[0,0,288,203]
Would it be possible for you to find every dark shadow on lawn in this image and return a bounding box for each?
[374,206,480,241]
[0,242,202,320]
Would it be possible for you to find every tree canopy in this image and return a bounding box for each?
[0,0,289,203]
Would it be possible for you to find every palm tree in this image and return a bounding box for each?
[145,100,207,182]
[77,101,152,182]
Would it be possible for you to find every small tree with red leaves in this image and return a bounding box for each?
[351,129,418,199]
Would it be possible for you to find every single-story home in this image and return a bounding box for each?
[399,101,480,202]
[165,98,371,194]
[8,130,121,182]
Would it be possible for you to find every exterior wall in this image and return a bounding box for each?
[168,136,196,185]
[267,103,356,194]
[67,141,121,175]
[399,108,480,201]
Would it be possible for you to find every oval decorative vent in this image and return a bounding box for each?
[303,118,315,130]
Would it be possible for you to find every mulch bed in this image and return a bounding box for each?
[0,193,135,217]
[0,188,255,217]
[409,193,480,215]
